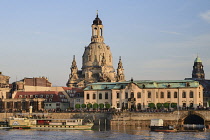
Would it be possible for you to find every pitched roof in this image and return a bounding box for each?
[84,80,200,90]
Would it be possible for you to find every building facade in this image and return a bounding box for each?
[67,13,125,88]
[84,80,203,110]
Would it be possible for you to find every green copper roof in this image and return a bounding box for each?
[84,80,200,90]
[194,56,202,63]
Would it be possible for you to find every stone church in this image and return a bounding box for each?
[67,13,125,87]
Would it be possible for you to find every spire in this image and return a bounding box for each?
[71,55,77,68]
[66,55,79,87]
[116,56,125,82]
[96,10,98,18]
[117,56,123,69]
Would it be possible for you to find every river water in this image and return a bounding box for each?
[0,126,209,140]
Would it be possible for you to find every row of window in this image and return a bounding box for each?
[86,91,199,100]
[86,93,109,100]
[116,91,197,99]
[19,94,54,98]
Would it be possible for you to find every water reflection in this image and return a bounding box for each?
[0,126,209,140]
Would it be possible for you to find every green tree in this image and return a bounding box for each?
[75,104,80,109]
[148,103,155,109]
[99,103,104,109]
[81,104,86,109]
[163,103,170,109]
[105,103,111,109]
[156,103,162,109]
[93,103,98,110]
[171,103,177,108]
[87,103,92,109]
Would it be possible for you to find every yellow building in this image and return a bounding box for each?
[84,80,203,110]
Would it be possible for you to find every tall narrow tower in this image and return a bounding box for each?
[192,56,205,79]
[67,55,79,87]
[116,56,125,82]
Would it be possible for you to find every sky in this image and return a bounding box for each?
[0,0,210,86]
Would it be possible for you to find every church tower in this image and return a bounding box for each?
[116,56,125,82]
[66,55,79,87]
[192,56,205,79]
[67,12,120,87]
[81,12,116,84]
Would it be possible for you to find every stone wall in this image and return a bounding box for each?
[1,110,210,127]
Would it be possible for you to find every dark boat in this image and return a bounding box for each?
[150,125,177,132]
[150,119,177,132]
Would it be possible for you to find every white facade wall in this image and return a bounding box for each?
[84,83,204,110]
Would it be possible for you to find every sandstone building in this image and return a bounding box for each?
[67,13,125,88]
[83,80,203,110]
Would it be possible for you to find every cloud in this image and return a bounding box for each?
[160,30,181,35]
[200,10,210,23]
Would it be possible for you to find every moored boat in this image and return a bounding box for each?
[150,119,177,132]
[8,117,93,130]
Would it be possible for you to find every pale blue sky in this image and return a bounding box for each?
[0,0,210,86]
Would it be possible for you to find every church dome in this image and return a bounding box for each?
[93,14,102,25]
[194,56,202,63]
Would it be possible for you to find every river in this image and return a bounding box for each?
[0,126,209,140]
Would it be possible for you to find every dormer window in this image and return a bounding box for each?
[40,95,43,98]
[50,95,53,98]
[46,95,49,98]
[35,95,38,98]
[19,95,22,98]
[30,95,33,98]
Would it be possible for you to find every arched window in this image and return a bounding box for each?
[105,92,108,99]
[93,93,96,99]
[167,91,171,98]
[87,94,89,100]
[131,92,134,98]
[94,28,97,36]
[161,92,164,98]
[148,91,151,98]
[100,28,103,36]
[99,93,102,99]
[190,91,193,98]
[137,92,141,98]
[182,91,186,98]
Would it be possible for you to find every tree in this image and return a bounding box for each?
[163,103,170,109]
[93,103,98,110]
[81,104,86,109]
[156,103,162,109]
[148,103,155,109]
[75,104,80,109]
[171,103,177,108]
[87,103,92,109]
[105,103,111,109]
[99,103,104,109]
